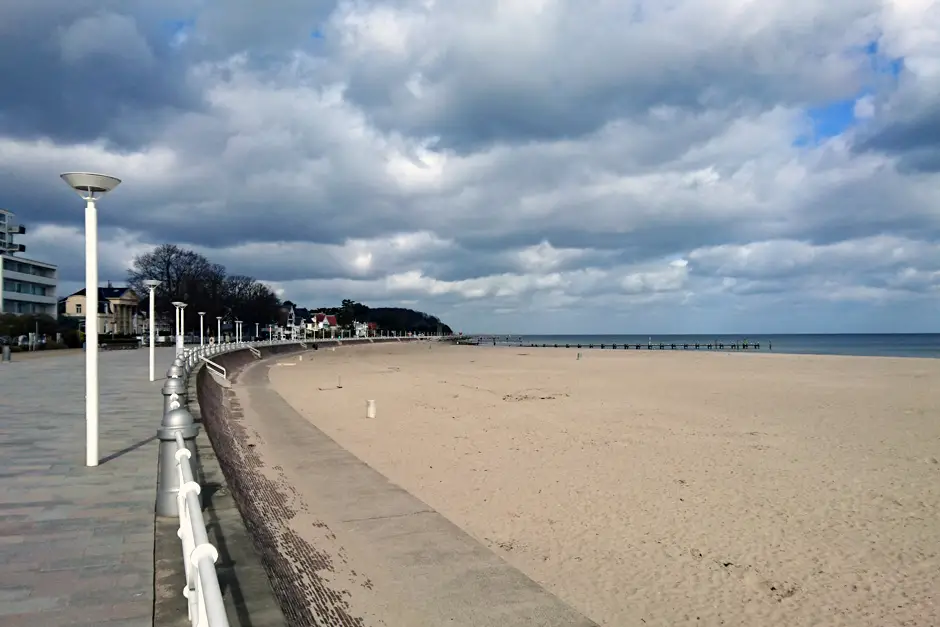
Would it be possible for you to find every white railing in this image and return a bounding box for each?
[164,335,454,625]
[199,356,228,380]
[173,432,230,627]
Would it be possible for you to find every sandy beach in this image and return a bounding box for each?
[266,342,940,626]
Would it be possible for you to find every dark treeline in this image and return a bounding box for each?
[302,298,454,335]
[129,245,452,335]
[127,244,280,331]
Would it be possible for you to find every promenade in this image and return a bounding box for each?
[0,347,174,626]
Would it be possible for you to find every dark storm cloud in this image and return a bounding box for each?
[855,107,940,173]
[0,2,201,147]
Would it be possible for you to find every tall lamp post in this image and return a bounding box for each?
[235,320,241,343]
[198,312,206,346]
[60,172,122,468]
[171,302,186,355]
[143,279,161,382]
[255,322,259,340]
[216,316,222,344]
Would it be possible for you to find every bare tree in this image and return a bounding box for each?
[128,245,279,331]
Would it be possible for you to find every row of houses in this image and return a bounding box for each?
[55,289,383,338]
[281,306,379,338]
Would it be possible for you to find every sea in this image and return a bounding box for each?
[476,334,940,359]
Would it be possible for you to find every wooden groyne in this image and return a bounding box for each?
[458,336,769,351]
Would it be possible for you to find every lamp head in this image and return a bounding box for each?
[171,301,185,308]
[60,172,121,200]
[143,279,161,289]
[198,311,206,316]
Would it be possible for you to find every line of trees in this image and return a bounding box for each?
[304,298,453,335]
[127,244,280,333]
[128,243,453,337]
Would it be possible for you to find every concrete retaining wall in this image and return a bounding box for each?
[195,338,413,625]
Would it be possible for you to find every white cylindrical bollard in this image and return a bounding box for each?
[366,400,376,419]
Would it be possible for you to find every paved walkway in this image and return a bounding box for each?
[0,347,175,626]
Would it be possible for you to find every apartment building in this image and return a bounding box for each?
[0,209,58,318]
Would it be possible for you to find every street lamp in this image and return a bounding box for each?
[171,302,186,355]
[235,320,242,343]
[60,172,122,468]
[143,279,161,382]
[198,312,206,346]
[255,322,259,340]
[216,316,222,344]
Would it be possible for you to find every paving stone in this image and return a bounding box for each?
[0,595,65,615]
[0,347,176,625]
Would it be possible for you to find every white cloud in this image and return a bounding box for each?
[1,0,939,332]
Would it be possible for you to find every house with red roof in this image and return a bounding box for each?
[312,312,338,330]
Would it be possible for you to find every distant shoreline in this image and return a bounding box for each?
[460,333,940,359]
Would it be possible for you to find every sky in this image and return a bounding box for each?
[1,0,939,335]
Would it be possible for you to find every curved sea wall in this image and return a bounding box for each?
[194,338,414,625]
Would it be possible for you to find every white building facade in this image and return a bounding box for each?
[0,209,58,318]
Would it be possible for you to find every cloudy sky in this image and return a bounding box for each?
[2,0,938,334]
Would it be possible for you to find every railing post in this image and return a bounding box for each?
[162,375,186,416]
[156,368,199,517]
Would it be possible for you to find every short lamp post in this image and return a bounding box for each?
[198,312,206,346]
[60,172,122,468]
[143,279,161,382]
[171,302,186,355]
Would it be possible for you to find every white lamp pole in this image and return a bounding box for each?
[198,312,206,346]
[143,280,161,381]
[171,301,186,355]
[216,316,222,344]
[179,303,187,351]
[60,172,122,468]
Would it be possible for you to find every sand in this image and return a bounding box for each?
[268,342,940,626]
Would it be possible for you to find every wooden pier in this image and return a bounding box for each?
[459,336,767,351]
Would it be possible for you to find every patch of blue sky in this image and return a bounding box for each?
[163,18,195,47]
[863,40,904,78]
[793,39,904,147]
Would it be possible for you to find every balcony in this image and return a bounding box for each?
[3,269,57,286]
[2,290,57,305]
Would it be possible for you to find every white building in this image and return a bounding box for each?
[0,209,58,318]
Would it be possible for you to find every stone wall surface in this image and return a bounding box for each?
[196,339,411,626]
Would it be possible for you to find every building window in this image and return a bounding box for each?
[1,258,55,278]
[76,303,82,314]
[3,279,48,296]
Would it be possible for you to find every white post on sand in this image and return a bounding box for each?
[366,400,376,419]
